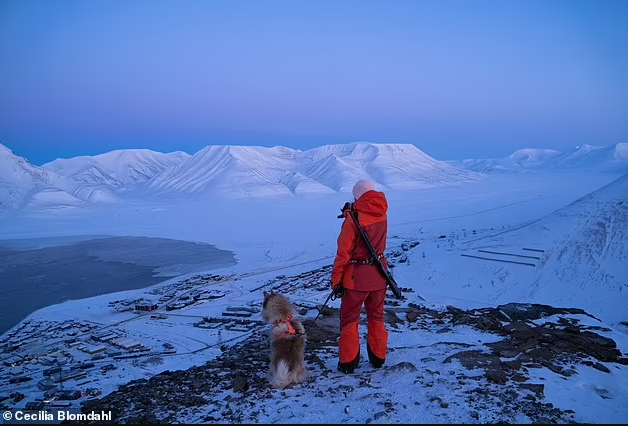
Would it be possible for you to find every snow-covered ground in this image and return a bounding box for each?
[0,169,626,423]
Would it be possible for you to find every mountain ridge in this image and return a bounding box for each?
[448,143,628,173]
[0,143,119,211]
[1,141,625,212]
[0,142,483,210]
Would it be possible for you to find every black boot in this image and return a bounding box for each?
[337,350,360,374]
[367,343,385,368]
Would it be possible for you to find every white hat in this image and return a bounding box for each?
[352,179,376,200]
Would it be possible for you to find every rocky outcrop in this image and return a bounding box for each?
[66,303,627,424]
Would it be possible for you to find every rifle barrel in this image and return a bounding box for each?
[348,211,403,300]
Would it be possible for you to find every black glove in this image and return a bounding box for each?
[337,202,353,219]
[331,284,346,300]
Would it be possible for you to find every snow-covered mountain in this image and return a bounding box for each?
[1,142,484,209]
[146,145,307,197]
[522,170,628,321]
[42,149,190,190]
[435,170,628,325]
[146,142,484,198]
[449,143,628,173]
[545,143,628,170]
[299,143,482,190]
[3,140,624,211]
[0,143,118,212]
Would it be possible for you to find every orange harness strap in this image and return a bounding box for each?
[274,314,297,336]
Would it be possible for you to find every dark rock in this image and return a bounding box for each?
[373,412,387,420]
[406,310,419,322]
[592,362,611,373]
[232,375,249,392]
[63,299,623,424]
[386,362,417,373]
[486,368,508,384]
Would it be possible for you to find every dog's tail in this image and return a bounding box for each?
[271,360,308,389]
[271,360,293,389]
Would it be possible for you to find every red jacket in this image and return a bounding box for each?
[331,190,389,291]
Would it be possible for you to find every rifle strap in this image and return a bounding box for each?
[350,211,383,263]
[349,254,385,265]
[348,210,404,300]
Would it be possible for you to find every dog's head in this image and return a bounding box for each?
[262,290,295,324]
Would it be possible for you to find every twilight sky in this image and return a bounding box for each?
[1,0,627,165]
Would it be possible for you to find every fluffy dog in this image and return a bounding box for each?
[261,290,308,389]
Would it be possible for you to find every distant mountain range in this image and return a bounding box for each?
[448,143,628,173]
[0,143,120,212]
[1,141,626,212]
[0,142,483,211]
[43,149,191,189]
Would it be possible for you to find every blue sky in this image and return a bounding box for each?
[1,0,627,165]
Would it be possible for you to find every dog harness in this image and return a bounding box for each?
[273,314,297,337]
[349,253,385,265]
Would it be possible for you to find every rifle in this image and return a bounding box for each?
[339,203,404,300]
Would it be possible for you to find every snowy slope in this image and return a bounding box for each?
[450,143,628,173]
[278,170,337,194]
[545,143,628,172]
[416,171,628,325]
[521,171,628,322]
[301,143,484,189]
[297,151,370,192]
[5,141,626,210]
[43,149,190,190]
[7,141,484,208]
[508,148,564,166]
[446,148,563,173]
[0,143,118,211]
[147,142,484,197]
[146,145,299,198]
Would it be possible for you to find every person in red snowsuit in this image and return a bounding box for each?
[331,179,389,374]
